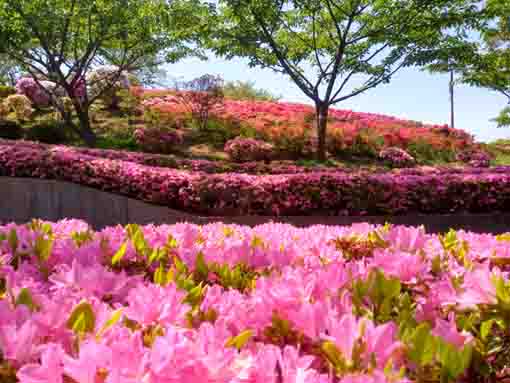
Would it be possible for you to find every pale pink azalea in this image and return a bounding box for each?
[456,264,498,309]
[62,341,112,383]
[432,313,474,348]
[17,343,64,383]
[364,321,405,369]
[125,283,190,326]
[370,249,428,283]
[0,320,40,366]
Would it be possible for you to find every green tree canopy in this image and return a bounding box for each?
[223,80,281,101]
[211,0,485,160]
[459,0,510,126]
[0,0,207,145]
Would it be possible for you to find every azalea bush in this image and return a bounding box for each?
[176,74,225,130]
[15,77,55,106]
[1,220,510,382]
[134,126,184,154]
[457,149,492,168]
[2,94,33,121]
[1,140,510,216]
[0,85,15,99]
[86,65,130,109]
[224,137,275,162]
[15,77,86,108]
[379,147,416,168]
[143,96,476,159]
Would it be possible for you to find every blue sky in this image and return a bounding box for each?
[164,54,510,143]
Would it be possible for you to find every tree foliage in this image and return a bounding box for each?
[211,0,484,160]
[457,0,510,126]
[176,74,224,130]
[0,0,206,145]
[223,80,281,101]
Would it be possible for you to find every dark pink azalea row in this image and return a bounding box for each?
[0,139,508,176]
[1,141,510,216]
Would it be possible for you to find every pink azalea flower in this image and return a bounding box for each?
[125,283,189,326]
[364,321,405,369]
[432,313,473,348]
[457,264,497,309]
[62,341,112,383]
[17,344,64,383]
[0,320,40,366]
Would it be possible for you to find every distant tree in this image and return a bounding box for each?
[98,51,170,88]
[454,0,510,126]
[424,41,480,129]
[212,0,484,161]
[223,80,281,101]
[0,55,21,86]
[176,74,224,130]
[0,0,204,146]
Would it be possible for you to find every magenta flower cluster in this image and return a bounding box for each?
[15,77,86,107]
[1,140,510,216]
[0,220,508,382]
[456,149,492,168]
[378,147,415,168]
[15,78,56,106]
[134,127,184,154]
[224,137,275,162]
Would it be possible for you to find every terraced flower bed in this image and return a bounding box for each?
[1,220,510,382]
[1,140,510,217]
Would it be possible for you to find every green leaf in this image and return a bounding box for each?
[154,263,167,286]
[183,283,205,307]
[166,235,178,249]
[481,319,494,340]
[15,288,38,312]
[173,256,188,274]
[148,247,163,266]
[438,340,472,380]
[111,242,128,265]
[321,341,348,374]
[67,300,96,335]
[97,308,124,338]
[496,233,510,242]
[194,252,208,280]
[34,235,54,262]
[406,323,437,366]
[8,229,17,252]
[225,329,253,350]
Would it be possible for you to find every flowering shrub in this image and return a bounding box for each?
[117,86,144,116]
[457,149,492,168]
[15,77,85,107]
[177,74,225,130]
[16,77,53,106]
[0,100,9,119]
[379,147,416,168]
[144,96,476,158]
[0,85,15,99]
[86,65,130,109]
[2,94,33,121]
[1,220,510,382]
[224,137,275,162]
[134,126,184,154]
[1,141,510,216]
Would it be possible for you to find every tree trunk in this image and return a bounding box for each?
[77,108,96,147]
[449,70,455,129]
[316,103,329,162]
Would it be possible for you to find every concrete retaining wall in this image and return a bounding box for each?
[1,177,510,233]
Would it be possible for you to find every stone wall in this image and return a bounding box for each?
[1,177,510,233]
